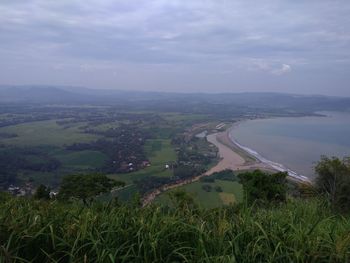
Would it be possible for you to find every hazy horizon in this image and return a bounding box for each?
[1,84,349,98]
[1,1,350,96]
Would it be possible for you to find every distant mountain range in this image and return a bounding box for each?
[0,85,350,113]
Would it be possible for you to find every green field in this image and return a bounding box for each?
[0,119,99,146]
[161,113,210,122]
[144,139,177,166]
[92,121,120,131]
[0,119,108,186]
[53,150,108,169]
[156,179,243,208]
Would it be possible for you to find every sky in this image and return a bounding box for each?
[0,0,350,95]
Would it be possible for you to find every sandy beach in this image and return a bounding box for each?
[206,130,276,174]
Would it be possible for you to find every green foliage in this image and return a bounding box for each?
[0,191,12,202]
[1,196,350,262]
[169,190,197,211]
[212,170,238,181]
[200,170,238,183]
[202,184,212,192]
[174,165,205,179]
[58,174,124,204]
[239,170,287,205]
[34,184,50,200]
[315,156,350,212]
[215,186,223,192]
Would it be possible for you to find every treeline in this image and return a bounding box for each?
[0,148,61,189]
[200,169,239,183]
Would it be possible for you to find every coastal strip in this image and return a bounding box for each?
[142,122,311,206]
[227,123,311,183]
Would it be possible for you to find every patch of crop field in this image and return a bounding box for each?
[54,150,108,169]
[0,119,99,146]
[144,126,181,139]
[144,139,177,165]
[97,184,139,203]
[182,182,222,208]
[161,113,210,122]
[92,121,120,132]
[113,184,139,202]
[219,192,236,205]
[155,182,221,208]
[156,179,243,208]
[215,180,243,203]
[108,166,173,186]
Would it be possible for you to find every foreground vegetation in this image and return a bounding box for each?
[1,194,349,262]
[2,148,350,262]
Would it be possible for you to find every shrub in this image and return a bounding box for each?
[215,186,223,192]
[202,184,212,192]
[315,156,350,212]
[239,170,287,205]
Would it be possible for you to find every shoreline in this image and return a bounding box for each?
[226,122,311,183]
[206,130,277,175]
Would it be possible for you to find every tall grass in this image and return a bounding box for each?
[1,195,349,262]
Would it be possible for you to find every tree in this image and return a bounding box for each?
[169,190,196,211]
[34,184,50,200]
[202,184,212,192]
[239,170,287,205]
[315,156,350,212]
[215,186,223,192]
[58,174,124,205]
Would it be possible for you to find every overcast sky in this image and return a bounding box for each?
[0,0,350,95]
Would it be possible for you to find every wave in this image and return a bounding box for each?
[228,130,310,182]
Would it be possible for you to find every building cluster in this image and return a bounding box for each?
[7,183,34,197]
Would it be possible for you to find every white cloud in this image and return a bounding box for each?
[247,59,292,75]
[272,64,292,75]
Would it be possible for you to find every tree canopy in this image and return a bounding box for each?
[315,156,350,212]
[34,184,50,200]
[239,170,287,205]
[58,174,124,204]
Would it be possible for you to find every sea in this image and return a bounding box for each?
[229,112,350,180]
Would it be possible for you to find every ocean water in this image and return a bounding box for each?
[230,112,350,180]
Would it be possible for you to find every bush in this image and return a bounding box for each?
[200,177,215,183]
[215,186,223,192]
[34,184,50,200]
[202,184,212,192]
[239,170,287,205]
[58,174,124,205]
[315,156,350,212]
